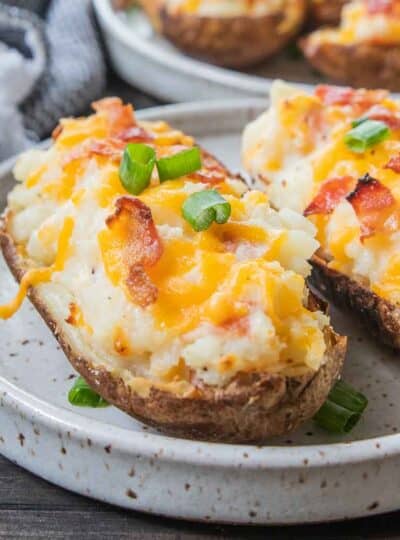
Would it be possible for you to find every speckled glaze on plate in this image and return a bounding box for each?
[1,101,400,525]
[93,0,320,102]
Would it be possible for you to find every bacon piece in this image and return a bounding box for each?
[92,97,136,136]
[117,126,154,143]
[347,174,398,240]
[63,134,154,165]
[385,154,400,172]
[304,176,356,216]
[315,86,356,106]
[88,139,126,160]
[105,197,163,307]
[52,123,63,140]
[362,104,400,129]
[315,85,388,112]
[366,0,399,15]
[189,152,227,184]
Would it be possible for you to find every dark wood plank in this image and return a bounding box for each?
[2,455,400,539]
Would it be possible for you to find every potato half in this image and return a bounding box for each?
[301,0,400,90]
[141,0,307,68]
[0,97,346,443]
[308,0,348,27]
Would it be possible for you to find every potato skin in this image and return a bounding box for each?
[0,220,345,443]
[308,0,348,27]
[143,0,306,68]
[310,253,400,351]
[300,38,400,91]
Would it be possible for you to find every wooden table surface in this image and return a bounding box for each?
[2,74,400,539]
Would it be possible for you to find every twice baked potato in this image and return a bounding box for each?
[242,80,400,350]
[0,97,345,443]
[301,0,400,90]
[308,0,349,27]
[140,0,307,68]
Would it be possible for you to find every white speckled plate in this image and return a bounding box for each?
[93,0,320,102]
[1,101,400,525]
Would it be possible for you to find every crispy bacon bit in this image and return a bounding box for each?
[88,139,126,160]
[117,126,154,143]
[189,151,227,184]
[315,85,388,112]
[366,0,398,15]
[347,174,398,239]
[52,123,63,140]
[63,134,155,165]
[65,302,78,325]
[92,97,136,136]
[315,86,356,106]
[304,176,356,216]
[385,154,400,172]
[361,104,400,129]
[106,197,163,307]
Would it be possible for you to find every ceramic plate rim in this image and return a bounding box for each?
[92,0,317,96]
[1,99,400,471]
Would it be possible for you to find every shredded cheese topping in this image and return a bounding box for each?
[242,81,400,305]
[1,97,328,391]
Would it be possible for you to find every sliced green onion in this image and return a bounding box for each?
[313,380,368,434]
[182,189,231,232]
[313,399,361,434]
[351,117,369,128]
[156,147,202,182]
[68,376,109,408]
[344,120,390,153]
[328,379,368,413]
[119,143,156,195]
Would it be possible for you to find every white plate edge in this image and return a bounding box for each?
[0,99,399,470]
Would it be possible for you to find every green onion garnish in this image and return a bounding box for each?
[182,189,231,232]
[156,147,202,182]
[68,376,109,408]
[344,120,390,153]
[327,379,368,413]
[313,380,368,434]
[119,143,156,195]
[351,117,369,128]
[313,400,361,434]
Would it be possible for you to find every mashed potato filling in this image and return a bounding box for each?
[242,81,400,305]
[1,98,328,392]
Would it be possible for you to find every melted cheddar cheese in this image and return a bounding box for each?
[242,80,400,306]
[1,98,329,392]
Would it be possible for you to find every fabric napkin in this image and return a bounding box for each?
[0,0,106,161]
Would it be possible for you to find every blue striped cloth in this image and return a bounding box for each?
[0,0,106,159]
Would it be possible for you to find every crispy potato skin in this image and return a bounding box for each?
[300,38,400,91]
[308,0,348,27]
[0,218,346,443]
[310,253,400,351]
[142,0,306,68]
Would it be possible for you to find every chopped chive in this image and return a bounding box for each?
[351,117,369,128]
[313,399,361,434]
[313,380,368,434]
[328,379,368,413]
[68,376,109,408]
[156,147,202,182]
[344,120,390,153]
[182,189,231,232]
[119,143,156,195]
